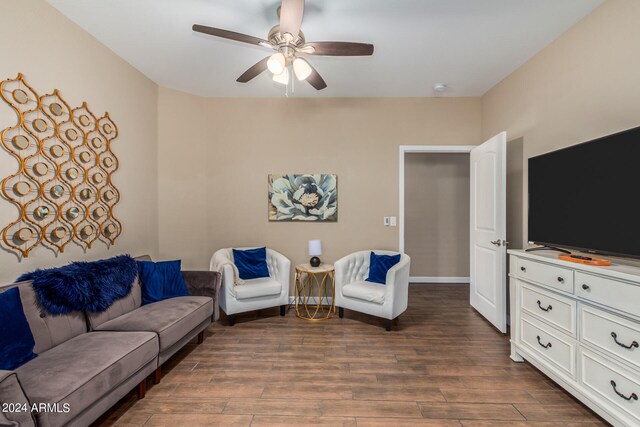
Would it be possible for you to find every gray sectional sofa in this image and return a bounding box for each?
[0,256,220,427]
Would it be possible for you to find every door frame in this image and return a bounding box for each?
[399,145,476,283]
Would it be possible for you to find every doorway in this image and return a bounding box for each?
[399,145,475,284]
[399,134,509,333]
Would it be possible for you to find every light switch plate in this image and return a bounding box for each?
[390,216,397,226]
[384,217,390,226]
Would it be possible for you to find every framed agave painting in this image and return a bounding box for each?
[268,174,337,221]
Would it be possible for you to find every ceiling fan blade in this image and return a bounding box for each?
[305,63,327,90]
[279,0,304,39]
[302,42,374,56]
[193,24,269,47]
[236,57,270,83]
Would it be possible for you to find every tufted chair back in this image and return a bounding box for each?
[223,247,287,284]
[265,249,281,279]
[335,250,400,286]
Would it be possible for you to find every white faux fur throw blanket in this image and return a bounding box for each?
[211,249,245,286]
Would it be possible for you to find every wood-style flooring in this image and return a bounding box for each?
[93,284,609,426]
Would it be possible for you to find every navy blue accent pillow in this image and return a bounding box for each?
[137,260,189,305]
[233,247,270,280]
[17,255,137,315]
[0,287,37,370]
[366,252,401,285]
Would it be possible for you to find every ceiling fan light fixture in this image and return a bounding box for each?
[272,67,289,85]
[267,52,286,75]
[293,57,312,81]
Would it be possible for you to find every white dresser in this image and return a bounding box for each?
[509,250,640,426]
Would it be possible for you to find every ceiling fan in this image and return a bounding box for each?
[192,0,374,90]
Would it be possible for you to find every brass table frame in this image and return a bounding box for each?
[294,263,335,321]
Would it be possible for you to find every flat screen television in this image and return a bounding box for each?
[528,125,640,258]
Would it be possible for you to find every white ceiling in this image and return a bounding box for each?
[47,0,603,98]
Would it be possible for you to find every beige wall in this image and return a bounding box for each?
[7,0,628,283]
[0,0,159,283]
[157,90,482,273]
[404,153,470,277]
[482,0,640,246]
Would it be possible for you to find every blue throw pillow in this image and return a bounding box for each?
[366,252,402,285]
[233,247,270,280]
[137,260,189,305]
[0,287,37,370]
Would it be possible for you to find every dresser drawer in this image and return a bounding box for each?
[517,258,574,293]
[580,304,640,370]
[521,284,576,337]
[580,349,640,425]
[576,272,640,318]
[520,314,576,378]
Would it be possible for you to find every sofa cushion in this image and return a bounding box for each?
[94,296,213,352]
[0,287,37,370]
[342,280,386,305]
[16,283,86,354]
[15,331,157,427]
[234,278,281,300]
[87,277,142,330]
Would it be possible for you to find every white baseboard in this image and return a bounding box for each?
[410,276,470,284]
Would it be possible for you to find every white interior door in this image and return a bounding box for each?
[470,132,507,333]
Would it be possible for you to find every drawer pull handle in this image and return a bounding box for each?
[536,335,552,349]
[611,332,639,350]
[536,300,552,312]
[582,284,590,290]
[520,266,526,272]
[610,380,638,401]
[557,277,564,283]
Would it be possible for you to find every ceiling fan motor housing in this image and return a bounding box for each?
[268,26,305,49]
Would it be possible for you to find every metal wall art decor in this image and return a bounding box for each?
[0,73,121,258]
[268,174,337,221]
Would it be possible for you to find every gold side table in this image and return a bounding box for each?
[294,263,335,321]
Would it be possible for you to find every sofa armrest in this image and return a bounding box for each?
[0,370,35,427]
[182,270,221,321]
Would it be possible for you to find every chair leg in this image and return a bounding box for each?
[137,379,146,399]
[197,330,205,344]
[153,367,161,384]
[228,315,235,326]
[338,307,344,318]
[385,319,392,332]
[280,304,287,316]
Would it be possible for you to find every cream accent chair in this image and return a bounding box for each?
[334,250,410,331]
[210,247,290,326]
